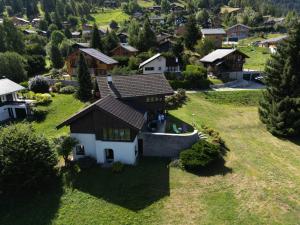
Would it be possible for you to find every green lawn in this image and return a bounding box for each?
[238,33,286,47]
[1,91,300,225]
[137,0,154,7]
[239,46,271,71]
[91,8,129,27]
[31,94,86,138]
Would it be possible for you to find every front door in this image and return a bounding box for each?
[105,149,114,163]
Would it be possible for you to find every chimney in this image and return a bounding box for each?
[107,74,112,84]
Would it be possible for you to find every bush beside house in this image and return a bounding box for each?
[0,123,57,192]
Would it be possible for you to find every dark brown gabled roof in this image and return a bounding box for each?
[79,48,118,65]
[57,95,145,130]
[97,74,174,99]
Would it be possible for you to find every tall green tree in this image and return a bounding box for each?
[3,19,25,54]
[259,24,300,137]
[50,44,64,69]
[137,20,156,52]
[184,15,199,50]
[128,19,140,47]
[77,53,92,102]
[90,23,102,50]
[103,30,119,53]
[0,52,27,82]
[0,25,5,52]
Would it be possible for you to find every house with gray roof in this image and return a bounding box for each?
[200,49,249,78]
[66,48,118,76]
[0,78,31,122]
[111,43,138,57]
[57,74,174,165]
[201,28,227,48]
[258,35,288,53]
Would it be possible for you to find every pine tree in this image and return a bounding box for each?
[137,20,156,51]
[3,19,24,54]
[90,23,102,50]
[184,15,199,50]
[259,24,300,137]
[77,53,92,102]
[0,25,6,52]
[50,44,64,69]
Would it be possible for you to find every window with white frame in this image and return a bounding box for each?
[76,145,85,155]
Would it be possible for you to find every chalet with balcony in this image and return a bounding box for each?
[66,48,118,76]
[201,28,227,48]
[226,24,250,41]
[111,43,138,57]
[200,49,249,78]
[57,74,174,165]
[0,78,31,122]
[139,53,180,75]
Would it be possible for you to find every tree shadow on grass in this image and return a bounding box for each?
[0,177,63,225]
[71,157,170,211]
[184,158,233,177]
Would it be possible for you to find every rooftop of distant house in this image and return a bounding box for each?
[201,28,226,35]
[79,48,118,65]
[200,49,249,63]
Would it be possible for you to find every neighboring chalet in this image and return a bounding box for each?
[66,48,118,76]
[226,24,250,41]
[258,35,288,53]
[149,16,165,25]
[31,18,41,28]
[23,29,37,35]
[201,28,227,48]
[156,33,174,52]
[57,74,174,165]
[200,49,249,79]
[139,53,180,75]
[111,43,138,57]
[0,78,31,122]
[71,31,81,39]
[220,6,242,15]
[82,24,107,39]
[117,32,129,43]
[12,17,30,26]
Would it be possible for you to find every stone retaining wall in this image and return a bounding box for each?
[140,130,199,157]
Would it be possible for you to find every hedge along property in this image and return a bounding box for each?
[57,74,198,165]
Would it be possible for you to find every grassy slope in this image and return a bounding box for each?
[237,33,286,70]
[31,94,86,138]
[91,8,129,27]
[1,92,299,225]
[239,46,271,71]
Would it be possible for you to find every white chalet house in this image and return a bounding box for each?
[57,74,174,165]
[0,78,31,122]
[139,53,180,75]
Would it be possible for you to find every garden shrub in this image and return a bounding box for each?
[32,107,48,121]
[0,123,57,192]
[59,85,77,94]
[112,161,124,173]
[166,89,187,110]
[35,93,52,105]
[180,140,223,170]
[29,75,50,93]
[20,81,29,88]
[51,82,63,93]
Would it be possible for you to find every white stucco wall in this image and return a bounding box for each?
[71,133,138,165]
[71,133,97,159]
[142,56,166,75]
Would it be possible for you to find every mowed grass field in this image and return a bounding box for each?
[239,46,271,71]
[31,94,86,138]
[91,8,129,26]
[1,91,300,225]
